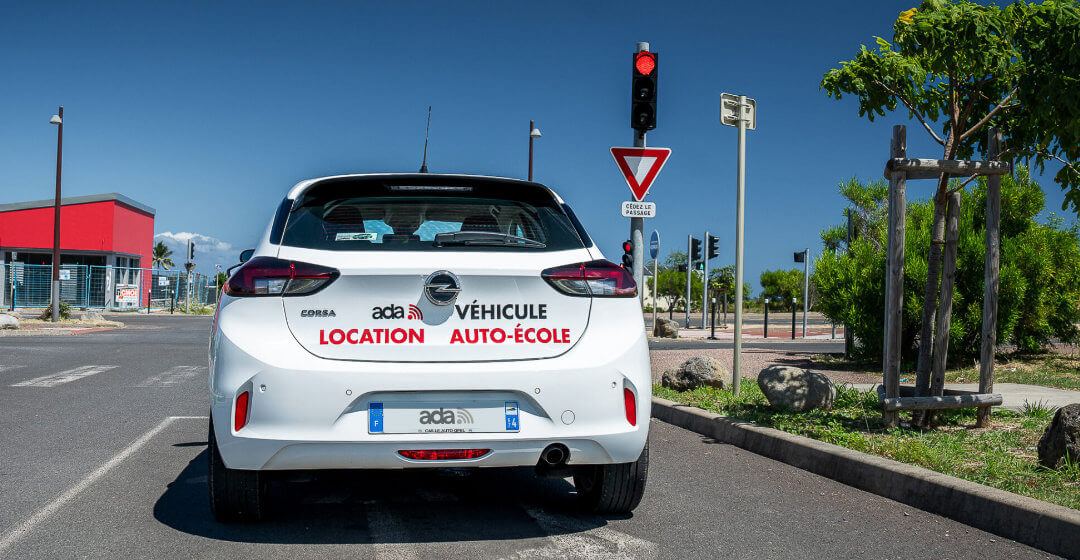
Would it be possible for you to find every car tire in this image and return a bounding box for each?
[208,418,265,522]
[573,439,649,514]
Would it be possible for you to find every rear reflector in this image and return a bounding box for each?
[234,391,250,431]
[224,256,339,297]
[624,387,637,426]
[397,449,491,461]
[542,259,637,298]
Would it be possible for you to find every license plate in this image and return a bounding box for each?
[369,400,520,434]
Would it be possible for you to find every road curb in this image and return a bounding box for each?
[652,397,1080,558]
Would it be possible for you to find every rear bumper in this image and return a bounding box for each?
[210,297,650,471]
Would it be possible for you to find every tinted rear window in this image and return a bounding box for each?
[280,177,587,252]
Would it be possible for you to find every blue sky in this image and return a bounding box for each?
[1,1,1073,284]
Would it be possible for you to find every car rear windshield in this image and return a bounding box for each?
[280,177,587,252]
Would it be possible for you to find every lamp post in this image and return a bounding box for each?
[528,120,541,181]
[49,107,64,322]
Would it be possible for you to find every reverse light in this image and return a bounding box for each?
[398,449,491,461]
[224,256,339,297]
[542,260,637,298]
[624,387,637,426]
[234,391,250,431]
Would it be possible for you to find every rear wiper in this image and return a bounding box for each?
[433,231,546,248]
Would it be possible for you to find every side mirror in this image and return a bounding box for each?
[239,249,254,263]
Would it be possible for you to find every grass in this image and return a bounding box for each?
[655,380,1080,510]
[945,353,1080,390]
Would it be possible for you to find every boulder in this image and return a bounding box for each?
[0,314,18,329]
[757,365,836,412]
[661,356,731,391]
[1037,404,1080,469]
[653,317,680,339]
[81,310,105,323]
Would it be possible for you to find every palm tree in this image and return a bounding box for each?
[152,241,174,270]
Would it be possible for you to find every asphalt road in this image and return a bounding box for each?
[0,316,1058,559]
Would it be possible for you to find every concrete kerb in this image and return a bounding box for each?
[652,397,1080,558]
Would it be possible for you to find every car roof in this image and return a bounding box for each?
[286,173,565,204]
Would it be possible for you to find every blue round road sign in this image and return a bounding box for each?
[650,231,660,260]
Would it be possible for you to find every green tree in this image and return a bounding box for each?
[822,0,1080,383]
[709,264,752,303]
[760,269,804,311]
[647,267,703,319]
[813,170,1080,362]
[152,241,174,270]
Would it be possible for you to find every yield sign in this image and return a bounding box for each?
[610,147,671,201]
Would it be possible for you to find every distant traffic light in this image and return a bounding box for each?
[794,250,807,263]
[689,237,702,264]
[630,50,658,132]
[676,264,688,273]
[707,234,720,260]
[622,240,634,269]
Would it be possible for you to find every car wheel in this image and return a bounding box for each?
[573,439,649,514]
[208,418,265,522]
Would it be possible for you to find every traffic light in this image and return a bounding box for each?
[794,250,806,263]
[707,234,720,260]
[621,240,634,269]
[689,237,702,264]
[630,50,658,132]
[676,264,688,273]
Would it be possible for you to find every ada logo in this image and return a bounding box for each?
[301,309,336,318]
[418,408,474,425]
[372,304,423,320]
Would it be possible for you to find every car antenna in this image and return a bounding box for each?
[418,106,431,173]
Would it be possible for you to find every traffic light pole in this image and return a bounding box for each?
[802,247,809,337]
[731,96,748,396]
[684,234,692,328]
[701,229,709,329]
[629,41,649,306]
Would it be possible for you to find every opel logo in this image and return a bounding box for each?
[423,270,461,306]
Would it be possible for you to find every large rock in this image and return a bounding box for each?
[80,310,105,323]
[0,314,18,330]
[757,365,836,412]
[653,317,679,339]
[1038,404,1080,469]
[661,356,731,391]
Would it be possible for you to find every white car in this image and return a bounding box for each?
[209,174,650,521]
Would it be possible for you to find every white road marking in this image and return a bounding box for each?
[0,365,26,373]
[135,365,205,387]
[498,508,659,560]
[0,416,208,556]
[10,365,119,387]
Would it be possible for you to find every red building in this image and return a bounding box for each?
[0,193,155,308]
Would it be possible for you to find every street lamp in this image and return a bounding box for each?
[49,107,64,322]
[528,120,542,181]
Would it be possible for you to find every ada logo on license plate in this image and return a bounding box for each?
[504,401,520,432]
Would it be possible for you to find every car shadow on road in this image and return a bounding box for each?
[154,449,617,545]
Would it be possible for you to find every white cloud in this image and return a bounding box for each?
[154,231,240,275]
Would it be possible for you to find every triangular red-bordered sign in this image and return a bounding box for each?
[610,147,671,202]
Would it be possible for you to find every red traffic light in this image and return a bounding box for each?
[622,240,634,253]
[634,52,656,76]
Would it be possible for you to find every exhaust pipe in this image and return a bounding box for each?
[540,443,570,467]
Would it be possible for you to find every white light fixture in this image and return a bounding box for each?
[49,115,62,125]
[530,126,542,138]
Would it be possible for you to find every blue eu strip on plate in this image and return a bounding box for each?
[369,402,384,433]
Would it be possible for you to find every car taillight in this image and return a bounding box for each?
[624,387,637,426]
[541,260,637,298]
[398,449,491,461]
[224,256,339,297]
[234,391,250,431]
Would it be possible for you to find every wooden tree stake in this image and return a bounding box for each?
[883,125,906,428]
[977,130,1002,428]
